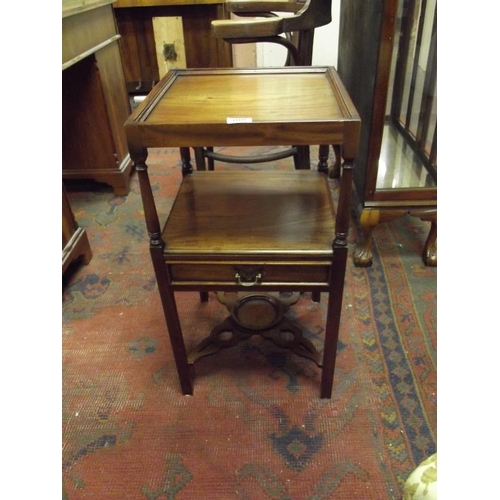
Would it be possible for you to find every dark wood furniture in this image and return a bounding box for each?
[212,0,331,66]
[62,0,133,195]
[124,67,360,398]
[193,0,338,172]
[337,0,437,266]
[63,184,92,273]
[113,0,233,95]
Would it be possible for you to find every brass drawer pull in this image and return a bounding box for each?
[235,272,262,287]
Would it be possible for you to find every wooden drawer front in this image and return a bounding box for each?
[168,262,330,285]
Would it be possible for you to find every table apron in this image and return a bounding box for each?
[135,125,347,149]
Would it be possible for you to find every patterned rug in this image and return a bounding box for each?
[62,147,437,500]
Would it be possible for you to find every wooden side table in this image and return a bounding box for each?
[125,67,360,398]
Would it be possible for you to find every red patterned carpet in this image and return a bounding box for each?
[62,147,436,499]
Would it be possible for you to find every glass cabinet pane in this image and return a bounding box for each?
[377,0,437,190]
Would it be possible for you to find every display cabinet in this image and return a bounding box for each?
[337,0,437,266]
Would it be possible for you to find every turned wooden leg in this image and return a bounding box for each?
[317,145,330,174]
[328,145,342,179]
[293,145,310,170]
[318,145,342,178]
[422,220,437,266]
[353,209,380,267]
[179,147,193,176]
[191,147,213,171]
[206,147,215,171]
[194,147,206,171]
[135,154,193,395]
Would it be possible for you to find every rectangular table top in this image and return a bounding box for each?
[125,67,360,157]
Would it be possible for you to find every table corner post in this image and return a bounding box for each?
[131,148,164,248]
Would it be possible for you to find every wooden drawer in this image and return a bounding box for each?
[168,261,331,286]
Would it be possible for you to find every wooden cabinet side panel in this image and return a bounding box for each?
[94,42,132,163]
[62,56,117,172]
[337,0,384,203]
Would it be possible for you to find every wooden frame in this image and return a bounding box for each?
[337,0,437,267]
[124,67,361,398]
